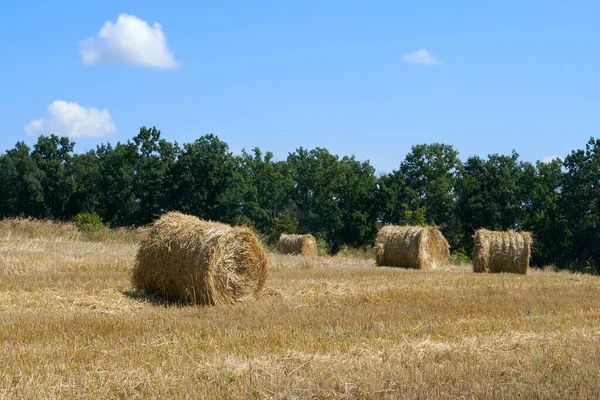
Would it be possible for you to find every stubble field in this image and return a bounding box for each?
[1,220,599,399]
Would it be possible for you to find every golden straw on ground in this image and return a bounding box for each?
[472,229,532,274]
[131,212,268,305]
[276,234,318,256]
[375,225,450,269]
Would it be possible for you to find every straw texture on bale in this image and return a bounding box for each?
[276,234,318,256]
[132,212,269,305]
[375,225,450,269]
[473,229,532,274]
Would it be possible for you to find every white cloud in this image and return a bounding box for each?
[79,14,179,69]
[25,100,116,138]
[401,49,439,65]
[541,155,563,163]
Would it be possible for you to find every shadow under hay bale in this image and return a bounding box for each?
[131,212,269,305]
[473,229,532,275]
[375,225,450,269]
[276,234,318,256]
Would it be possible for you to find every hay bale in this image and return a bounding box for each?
[276,234,318,256]
[374,225,450,269]
[131,212,269,305]
[472,229,532,274]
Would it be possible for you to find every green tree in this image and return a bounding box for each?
[378,143,461,247]
[96,142,138,226]
[455,151,533,252]
[172,134,243,222]
[66,150,102,217]
[336,156,379,248]
[0,154,18,217]
[287,147,344,249]
[561,138,600,268]
[522,158,567,267]
[31,134,75,219]
[400,143,461,227]
[287,148,378,251]
[377,170,428,226]
[131,127,179,225]
[0,142,46,218]
[239,148,293,234]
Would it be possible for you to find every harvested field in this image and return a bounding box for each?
[1,222,600,399]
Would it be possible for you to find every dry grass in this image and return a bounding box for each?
[1,221,600,399]
[0,217,142,244]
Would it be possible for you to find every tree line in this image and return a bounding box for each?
[1,127,599,271]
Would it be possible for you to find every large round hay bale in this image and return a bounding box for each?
[375,225,450,269]
[472,229,532,274]
[131,212,269,305]
[276,234,318,256]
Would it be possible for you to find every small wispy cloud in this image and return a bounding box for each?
[541,155,563,163]
[25,100,116,138]
[401,49,439,66]
[79,14,179,69]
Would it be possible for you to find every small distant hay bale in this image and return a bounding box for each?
[375,225,450,269]
[276,234,318,256]
[472,229,532,274]
[131,212,269,305]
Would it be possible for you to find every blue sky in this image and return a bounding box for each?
[1,1,599,172]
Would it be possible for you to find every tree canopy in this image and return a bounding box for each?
[1,127,599,271]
